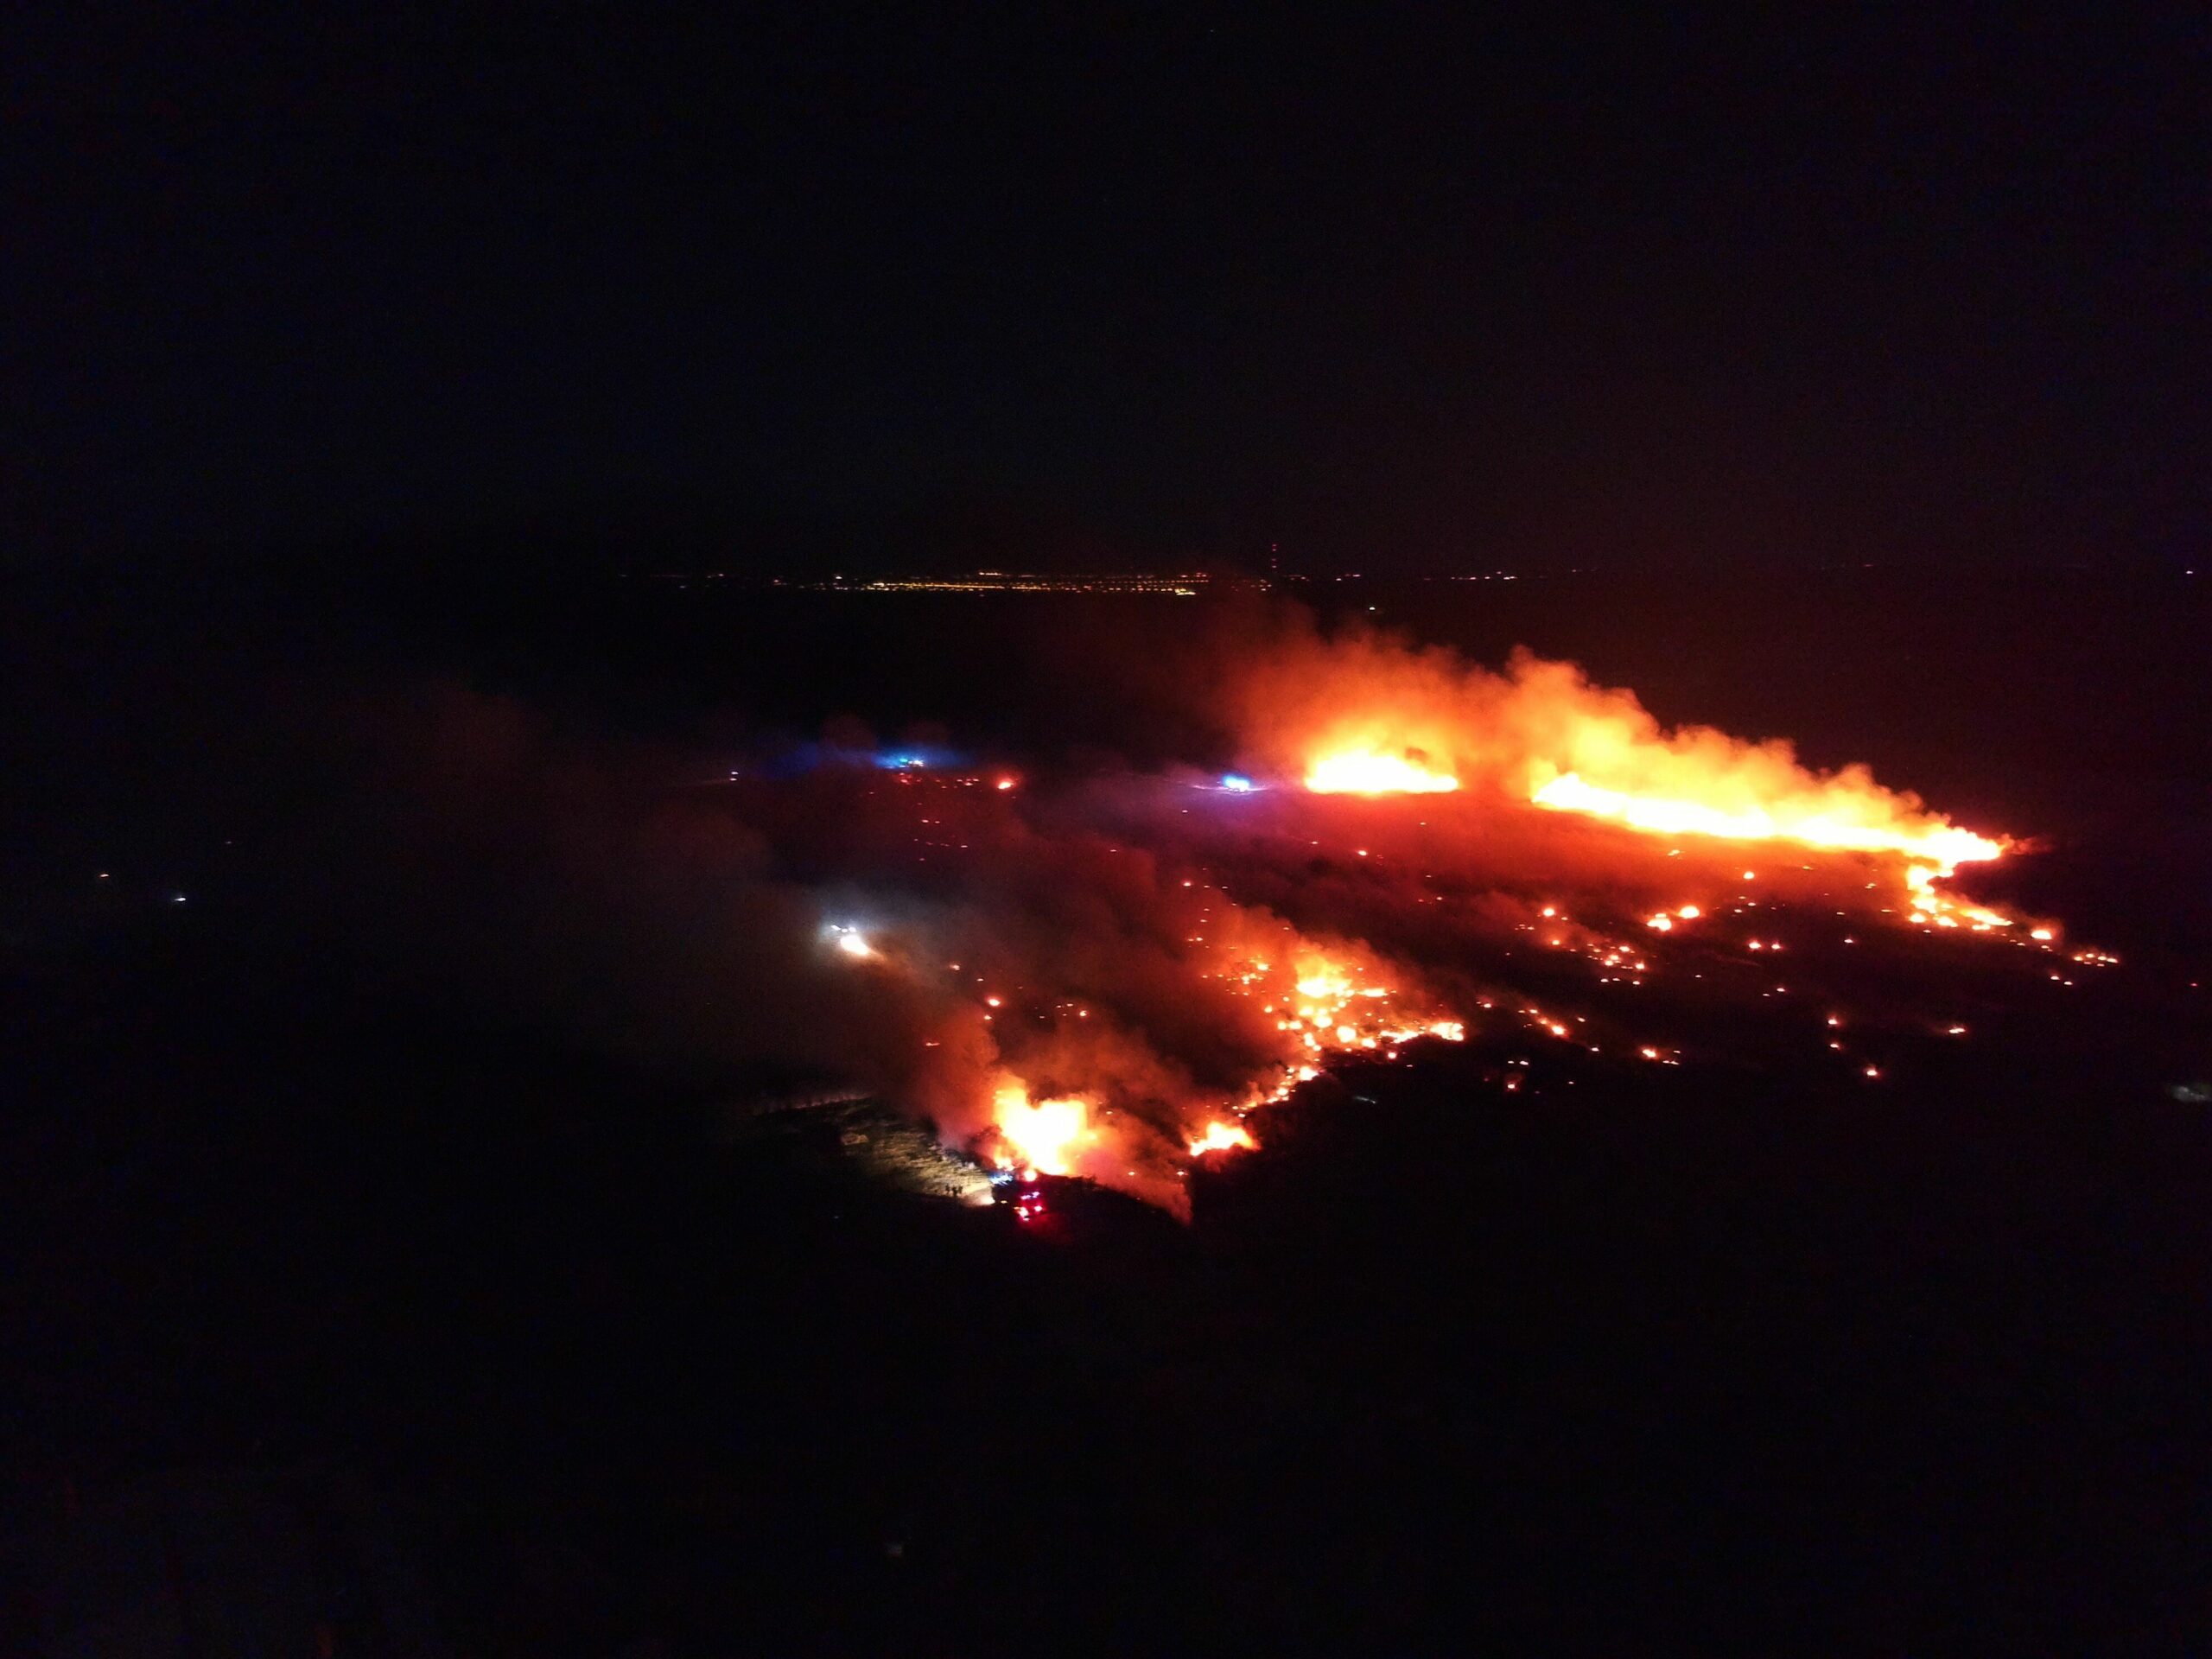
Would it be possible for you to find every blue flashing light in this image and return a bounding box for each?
[1219,773,1256,793]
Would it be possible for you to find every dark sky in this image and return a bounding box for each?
[7,5,2206,572]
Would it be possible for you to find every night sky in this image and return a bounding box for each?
[9,7,2206,572]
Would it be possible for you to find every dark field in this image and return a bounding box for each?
[4,565,2209,1652]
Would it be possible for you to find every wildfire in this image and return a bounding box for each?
[769,629,2110,1219]
[1305,749,1460,795]
[1243,952,1466,1100]
[1189,1121,1258,1157]
[1897,863,2020,931]
[1530,770,2018,931]
[938,898,1470,1206]
[1256,640,2044,936]
[1530,771,2003,870]
[990,1084,1093,1177]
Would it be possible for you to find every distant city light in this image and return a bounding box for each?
[822,571,1211,595]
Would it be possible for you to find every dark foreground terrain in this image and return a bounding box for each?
[3,563,2209,1652]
